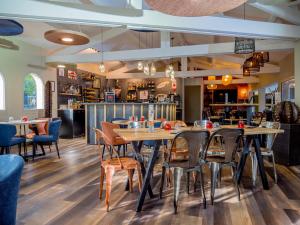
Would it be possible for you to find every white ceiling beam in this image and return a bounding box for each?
[249,2,300,25]
[160,32,170,48]
[46,40,295,63]
[1,0,300,39]
[127,0,143,9]
[106,66,276,79]
[204,77,260,84]
[52,28,127,55]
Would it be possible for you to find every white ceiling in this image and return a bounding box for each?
[1,0,299,76]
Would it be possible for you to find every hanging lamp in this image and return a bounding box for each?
[243,56,260,72]
[137,31,144,71]
[99,27,105,73]
[222,74,232,86]
[207,76,217,90]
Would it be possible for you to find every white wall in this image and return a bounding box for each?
[0,37,57,121]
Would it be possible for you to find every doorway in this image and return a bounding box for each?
[184,85,201,124]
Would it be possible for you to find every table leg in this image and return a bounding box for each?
[236,136,251,184]
[253,135,269,190]
[136,140,161,212]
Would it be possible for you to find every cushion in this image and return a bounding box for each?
[9,137,26,146]
[32,135,55,143]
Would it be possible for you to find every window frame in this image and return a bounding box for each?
[0,72,5,110]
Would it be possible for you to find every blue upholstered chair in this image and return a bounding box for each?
[0,155,24,225]
[0,124,26,155]
[32,120,62,159]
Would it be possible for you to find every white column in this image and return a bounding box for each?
[258,88,266,112]
[295,41,300,106]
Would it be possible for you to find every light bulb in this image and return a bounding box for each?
[168,65,174,71]
[99,63,105,73]
[150,63,156,76]
[137,61,143,71]
[143,64,150,76]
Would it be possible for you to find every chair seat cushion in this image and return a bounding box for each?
[9,137,26,146]
[114,137,129,145]
[102,157,138,170]
[32,135,55,143]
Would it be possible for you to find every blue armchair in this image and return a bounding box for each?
[0,155,24,225]
[0,124,26,155]
[32,120,62,159]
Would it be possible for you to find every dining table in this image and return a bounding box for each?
[114,125,284,212]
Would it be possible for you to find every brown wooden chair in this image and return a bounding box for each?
[101,122,130,157]
[94,128,142,212]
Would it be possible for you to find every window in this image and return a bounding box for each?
[24,73,44,110]
[0,73,4,110]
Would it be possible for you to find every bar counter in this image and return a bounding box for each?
[83,102,176,144]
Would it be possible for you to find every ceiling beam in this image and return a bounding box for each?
[106,66,277,79]
[52,28,127,55]
[46,40,295,63]
[1,0,300,39]
[249,2,300,25]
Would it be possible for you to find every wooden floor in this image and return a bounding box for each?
[16,138,300,225]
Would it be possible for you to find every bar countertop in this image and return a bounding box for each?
[82,102,176,105]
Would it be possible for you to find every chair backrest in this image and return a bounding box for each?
[101,122,120,145]
[0,124,17,147]
[260,121,280,149]
[48,120,62,141]
[169,130,210,168]
[204,128,244,163]
[0,155,24,225]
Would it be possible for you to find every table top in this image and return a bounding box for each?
[112,120,161,126]
[114,126,284,142]
[224,118,247,121]
[0,119,49,125]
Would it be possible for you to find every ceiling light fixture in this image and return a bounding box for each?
[222,74,232,86]
[44,29,89,46]
[99,27,105,73]
[207,76,217,90]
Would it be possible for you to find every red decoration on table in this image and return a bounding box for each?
[21,116,28,122]
[206,121,213,129]
[164,123,172,130]
[238,120,245,128]
[141,116,145,122]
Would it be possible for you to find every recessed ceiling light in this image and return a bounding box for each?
[57,64,65,68]
[61,37,74,43]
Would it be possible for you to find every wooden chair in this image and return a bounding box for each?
[94,128,142,212]
[101,122,129,157]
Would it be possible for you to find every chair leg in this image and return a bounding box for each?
[127,169,134,193]
[210,162,220,205]
[186,171,190,194]
[232,166,241,201]
[136,164,143,192]
[18,143,22,155]
[55,142,60,159]
[102,144,105,160]
[218,168,222,188]
[49,145,52,152]
[271,152,278,183]
[32,143,36,160]
[99,166,105,199]
[23,142,27,158]
[160,166,166,199]
[199,166,207,209]
[173,167,183,214]
[250,152,258,186]
[40,145,46,155]
[0,147,4,155]
[105,165,115,212]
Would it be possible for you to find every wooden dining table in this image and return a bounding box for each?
[114,125,284,212]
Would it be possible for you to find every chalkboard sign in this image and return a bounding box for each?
[235,38,255,54]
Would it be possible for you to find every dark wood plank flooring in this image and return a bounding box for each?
[15,138,300,225]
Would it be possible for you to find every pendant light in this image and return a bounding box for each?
[207,76,217,90]
[149,32,156,76]
[99,27,105,73]
[137,32,144,71]
[253,52,269,67]
[243,56,260,72]
[165,37,175,79]
[143,63,150,76]
[222,74,232,86]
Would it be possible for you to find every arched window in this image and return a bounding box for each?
[24,73,44,110]
[0,73,5,110]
